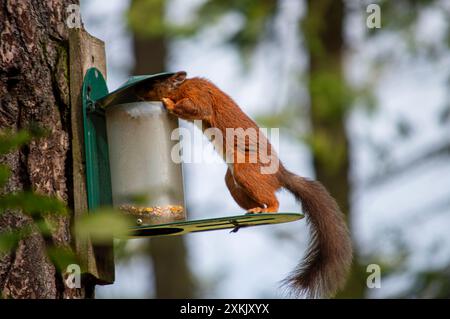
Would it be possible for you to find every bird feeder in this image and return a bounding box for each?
[81,67,303,238]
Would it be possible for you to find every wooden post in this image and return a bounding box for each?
[69,28,114,284]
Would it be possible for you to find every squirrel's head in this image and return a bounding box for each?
[139,71,187,101]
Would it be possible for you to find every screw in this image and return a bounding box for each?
[86,100,95,113]
[136,218,143,226]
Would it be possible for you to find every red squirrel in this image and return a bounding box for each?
[142,71,352,298]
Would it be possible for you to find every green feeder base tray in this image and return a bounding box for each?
[127,212,304,238]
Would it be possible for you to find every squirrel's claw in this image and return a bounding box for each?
[162,97,175,111]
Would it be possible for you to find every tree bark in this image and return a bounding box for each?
[0,0,92,298]
[130,0,195,298]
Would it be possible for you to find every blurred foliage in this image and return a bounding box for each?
[0,125,48,155]
[400,267,450,298]
[46,246,79,273]
[255,104,304,133]
[0,192,67,217]
[75,208,133,244]
[127,0,277,57]
[362,228,450,298]
[375,0,439,31]
[0,128,67,259]
[194,0,277,54]
[128,0,167,37]
[127,0,198,38]
[309,70,354,120]
[303,130,347,175]
[0,227,28,254]
[0,129,131,279]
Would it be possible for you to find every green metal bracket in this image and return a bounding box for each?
[82,68,112,210]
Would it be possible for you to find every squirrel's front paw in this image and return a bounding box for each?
[161,97,175,111]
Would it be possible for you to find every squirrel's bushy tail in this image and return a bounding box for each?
[280,167,352,298]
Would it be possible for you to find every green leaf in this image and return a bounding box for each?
[0,226,31,254]
[0,230,21,254]
[0,130,32,155]
[0,192,67,216]
[75,208,133,244]
[0,165,11,187]
[127,0,165,37]
[0,126,49,155]
[46,247,79,272]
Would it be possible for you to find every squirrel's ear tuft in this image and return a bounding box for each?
[172,71,187,86]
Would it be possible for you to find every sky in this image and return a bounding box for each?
[80,0,450,298]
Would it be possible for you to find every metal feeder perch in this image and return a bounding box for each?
[81,67,303,238]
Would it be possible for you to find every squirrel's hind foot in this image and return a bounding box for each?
[246,207,278,214]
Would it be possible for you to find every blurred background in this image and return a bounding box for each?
[80,0,450,298]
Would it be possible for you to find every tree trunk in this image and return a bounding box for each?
[305,0,366,297]
[0,0,92,298]
[130,0,195,298]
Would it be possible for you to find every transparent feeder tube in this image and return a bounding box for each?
[105,101,185,224]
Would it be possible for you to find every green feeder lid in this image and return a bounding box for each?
[95,72,175,109]
[127,212,304,238]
